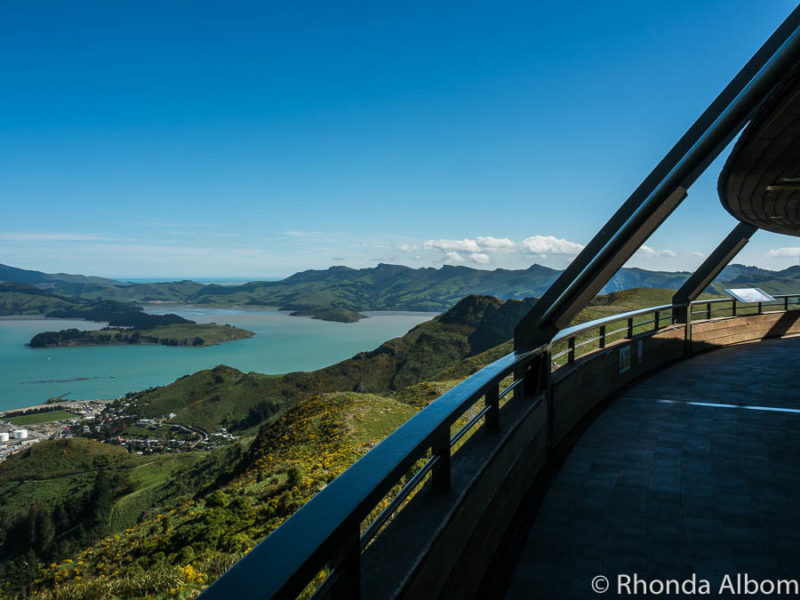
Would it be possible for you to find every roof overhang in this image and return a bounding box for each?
[719,64,800,236]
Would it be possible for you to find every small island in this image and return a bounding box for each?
[288,306,365,323]
[30,323,254,348]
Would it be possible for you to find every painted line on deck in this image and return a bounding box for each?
[621,396,800,415]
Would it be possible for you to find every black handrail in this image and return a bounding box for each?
[199,296,800,600]
[689,294,800,318]
[552,303,675,343]
[201,345,543,600]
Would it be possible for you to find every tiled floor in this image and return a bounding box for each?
[505,337,800,599]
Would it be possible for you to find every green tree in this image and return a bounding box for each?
[31,503,55,554]
[87,469,113,535]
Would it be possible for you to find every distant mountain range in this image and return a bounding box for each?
[2,262,800,322]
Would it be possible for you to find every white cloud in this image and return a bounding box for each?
[424,238,482,253]
[443,251,465,264]
[415,234,587,267]
[520,235,584,256]
[769,247,800,257]
[691,251,707,258]
[636,245,676,258]
[476,236,516,249]
[419,234,585,260]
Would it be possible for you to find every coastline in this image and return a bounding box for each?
[0,308,437,414]
[0,398,114,418]
[0,315,102,322]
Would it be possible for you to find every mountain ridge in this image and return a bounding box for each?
[1,261,797,323]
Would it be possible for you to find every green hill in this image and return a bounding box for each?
[0,438,133,492]
[119,295,535,433]
[4,261,800,323]
[0,284,84,316]
[3,285,731,599]
[0,284,190,327]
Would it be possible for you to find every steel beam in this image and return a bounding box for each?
[672,222,758,323]
[514,6,800,351]
[515,185,686,348]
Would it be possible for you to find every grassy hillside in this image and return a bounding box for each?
[0,437,244,597]
[0,284,84,316]
[0,285,192,331]
[4,284,791,599]
[0,438,215,518]
[31,393,420,600]
[120,295,535,433]
[0,438,133,491]
[106,289,698,435]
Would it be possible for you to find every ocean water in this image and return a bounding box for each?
[0,307,436,411]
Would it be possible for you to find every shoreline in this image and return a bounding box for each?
[0,308,438,415]
[0,315,101,322]
[0,398,115,418]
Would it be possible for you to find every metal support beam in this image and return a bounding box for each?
[514,6,800,351]
[672,222,758,323]
[515,186,686,347]
[549,186,688,331]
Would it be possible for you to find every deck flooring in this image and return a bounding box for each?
[505,337,800,599]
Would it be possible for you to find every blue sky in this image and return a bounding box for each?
[2,1,799,278]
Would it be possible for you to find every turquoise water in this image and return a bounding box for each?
[0,308,435,411]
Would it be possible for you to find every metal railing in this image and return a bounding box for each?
[551,303,676,366]
[689,294,800,321]
[199,294,800,600]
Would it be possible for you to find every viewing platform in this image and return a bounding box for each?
[200,9,800,599]
[505,335,800,599]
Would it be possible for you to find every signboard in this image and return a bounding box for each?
[619,345,631,374]
[724,288,776,304]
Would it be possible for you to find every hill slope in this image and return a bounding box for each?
[4,261,800,323]
[122,295,536,432]
[13,286,720,599]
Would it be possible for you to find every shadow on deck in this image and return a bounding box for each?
[504,336,800,599]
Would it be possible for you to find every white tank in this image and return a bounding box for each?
[0,432,9,442]
[13,429,27,439]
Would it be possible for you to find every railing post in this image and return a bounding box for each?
[484,383,499,432]
[758,301,763,315]
[540,350,554,455]
[567,337,575,364]
[732,299,737,316]
[627,317,634,338]
[599,325,606,349]
[706,302,712,320]
[654,310,660,330]
[330,525,361,600]
[523,352,548,399]
[520,354,544,400]
[431,430,451,491]
[785,296,790,311]
[685,305,693,357]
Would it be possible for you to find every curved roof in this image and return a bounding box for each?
[719,65,800,236]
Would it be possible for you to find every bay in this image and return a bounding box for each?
[0,308,436,411]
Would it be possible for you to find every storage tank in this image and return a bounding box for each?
[12,429,27,440]
[0,432,9,443]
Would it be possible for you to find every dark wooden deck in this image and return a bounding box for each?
[505,336,800,599]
